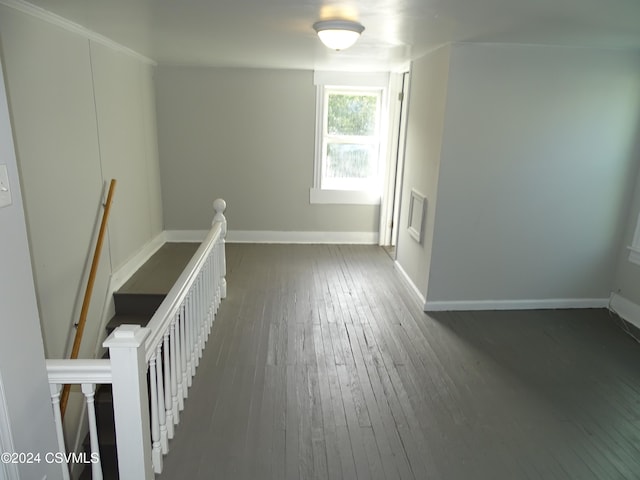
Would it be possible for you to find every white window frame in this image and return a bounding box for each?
[629,211,640,265]
[311,71,389,205]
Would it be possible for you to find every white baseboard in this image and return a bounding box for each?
[609,293,640,330]
[393,260,426,306]
[110,232,167,291]
[424,298,609,312]
[164,229,380,244]
[228,230,379,244]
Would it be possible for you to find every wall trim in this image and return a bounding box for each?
[424,298,609,312]
[0,0,157,65]
[110,232,167,292]
[609,293,640,330]
[165,229,380,244]
[393,260,426,306]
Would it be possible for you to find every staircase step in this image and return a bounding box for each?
[117,243,199,296]
[106,313,154,334]
[113,293,165,317]
[111,242,198,318]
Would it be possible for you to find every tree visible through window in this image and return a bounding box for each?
[311,71,389,205]
[321,88,382,191]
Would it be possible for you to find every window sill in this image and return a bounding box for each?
[628,246,640,266]
[310,188,380,205]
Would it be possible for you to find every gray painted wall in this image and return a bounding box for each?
[0,6,164,363]
[425,44,640,303]
[0,56,61,480]
[395,45,451,297]
[155,66,379,233]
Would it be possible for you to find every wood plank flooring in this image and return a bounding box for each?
[157,244,640,480]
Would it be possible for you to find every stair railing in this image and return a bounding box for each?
[142,197,227,474]
[45,198,227,480]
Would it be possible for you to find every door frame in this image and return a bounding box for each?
[379,71,410,249]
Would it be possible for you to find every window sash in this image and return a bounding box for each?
[319,88,383,190]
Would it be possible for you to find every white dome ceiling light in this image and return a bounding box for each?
[313,19,365,50]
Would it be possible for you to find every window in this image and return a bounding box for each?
[311,72,389,205]
[321,88,382,191]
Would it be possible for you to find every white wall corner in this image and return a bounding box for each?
[609,292,640,330]
[424,298,609,312]
[393,260,426,306]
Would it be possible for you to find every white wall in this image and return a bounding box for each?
[0,57,61,480]
[425,44,640,307]
[0,5,164,361]
[155,66,380,235]
[91,42,164,269]
[395,45,451,297]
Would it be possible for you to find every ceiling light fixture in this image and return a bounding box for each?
[313,19,365,51]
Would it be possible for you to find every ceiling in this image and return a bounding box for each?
[22,0,640,71]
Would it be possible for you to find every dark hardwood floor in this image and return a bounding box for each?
[157,243,640,480]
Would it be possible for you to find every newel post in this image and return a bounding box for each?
[213,198,227,298]
[103,325,153,480]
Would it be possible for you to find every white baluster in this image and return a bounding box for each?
[203,257,210,339]
[155,343,168,454]
[214,243,221,311]
[215,239,222,304]
[81,383,103,480]
[179,302,189,401]
[163,329,175,438]
[197,272,205,361]
[185,292,194,385]
[171,307,184,412]
[207,255,214,335]
[170,317,180,423]
[49,383,70,480]
[213,198,227,299]
[189,289,197,376]
[149,354,162,474]
[203,267,208,343]
[193,276,201,365]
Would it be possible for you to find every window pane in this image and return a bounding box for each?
[327,93,377,136]
[325,143,377,180]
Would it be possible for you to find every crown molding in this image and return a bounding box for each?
[0,0,157,65]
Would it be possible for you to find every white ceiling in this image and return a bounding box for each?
[22,0,640,71]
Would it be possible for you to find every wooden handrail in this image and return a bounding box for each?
[60,179,116,418]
